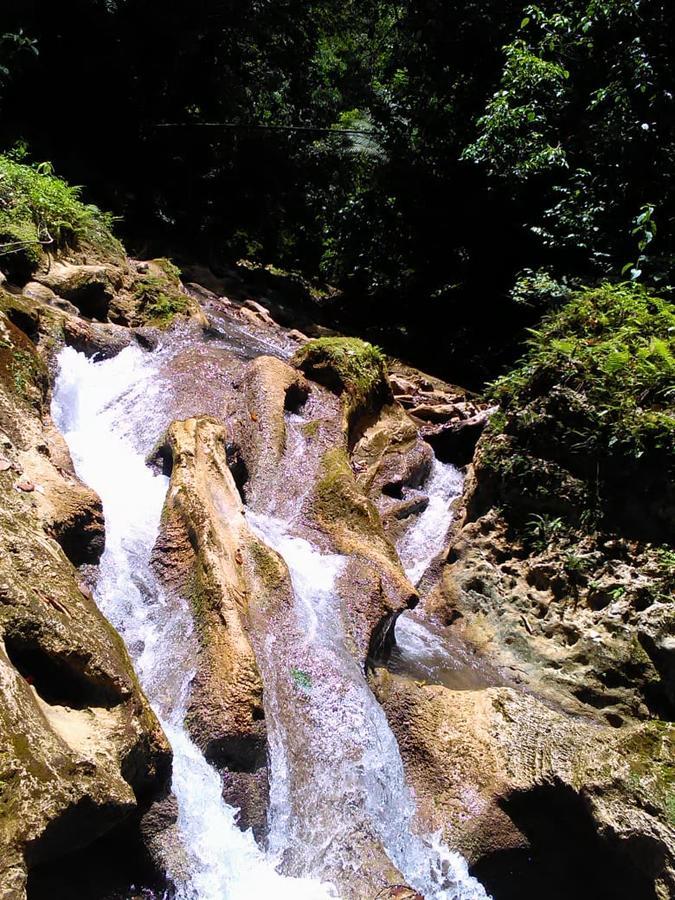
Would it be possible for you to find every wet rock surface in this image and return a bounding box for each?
[0,301,171,896]
[154,417,268,808]
[1,244,673,900]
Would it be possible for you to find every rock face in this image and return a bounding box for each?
[373,670,675,900]
[427,504,674,727]
[351,401,433,543]
[385,285,675,898]
[3,237,673,900]
[235,345,419,666]
[0,307,171,898]
[155,418,267,769]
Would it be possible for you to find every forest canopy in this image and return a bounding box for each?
[0,0,673,381]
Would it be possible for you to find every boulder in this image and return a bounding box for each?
[372,670,675,900]
[292,337,392,439]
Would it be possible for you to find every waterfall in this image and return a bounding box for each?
[52,345,333,900]
[392,456,467,674]
[51,340,488,900]
[246,511,488,899]
[397,458,464,586]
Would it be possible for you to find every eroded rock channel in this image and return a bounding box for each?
[1,246,673,900]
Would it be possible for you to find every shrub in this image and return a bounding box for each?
[478,283,674,541]
[491,283,675,458]
[0,155,121,281]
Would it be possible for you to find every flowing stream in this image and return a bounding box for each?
[245,412,488,899]
[52,338,488,900]
[52,344,332,900]
[247,512,488,899]
[397,457,464,585]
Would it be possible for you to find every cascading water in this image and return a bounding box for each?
[52,344,332,900]
[397,457,465,586]
[245,413,489,899]
[392,456,476,682]
[246,512,488,899]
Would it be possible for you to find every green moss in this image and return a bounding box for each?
[0,313,47,411]
[313,447,382,545]
[0,218,43,282]
[301,420,321,438]
[0,155,122,281]
[292,337,391,425]
[621,721,675,823]
[151,257,182,280]
[249,540,287,593]
[187,557,219,639]
[133,260,190,326]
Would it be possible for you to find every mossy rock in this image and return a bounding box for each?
[292,337,392,431]
[0,217,44,283]
[0,311,48,415]
[312,447,398,568]
[0,288,41,339]
[478,284,675,542]
[132,259,191,326]
[621,721,675,825]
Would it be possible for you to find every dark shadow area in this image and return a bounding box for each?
[226,443,250,504]
[4,631,122,709]
[284,380,310,413]
[27,820,171,900]
[473,782,659,900]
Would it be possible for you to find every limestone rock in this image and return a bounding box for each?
[372,671,675,899]
[22,281,79,317]
[233,354,418,667]
[352,402,433,541]
[34,262,117,320]
[232,355,311,506]
[292,337,392,438]
[0,311,171,895]
[155,416,266,770]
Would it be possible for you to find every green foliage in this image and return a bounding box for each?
[464,1,675,283]
[477,282,674,542]
[623,204,657,281]
[0,154,120,280]
[492,283,675,457]
[290,666,312,691]
[525,513,566,551]
[510,268,574,309]
[0,30,37,88]
[463,36,570,179]
[2,1,675,383]
[655,548,675,572]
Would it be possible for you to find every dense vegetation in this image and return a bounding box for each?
[476,283,674,541]
[1,1,673,381]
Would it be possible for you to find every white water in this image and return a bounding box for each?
[52,345,332,900]
[397,458,464,585]
[247,511,489,900]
